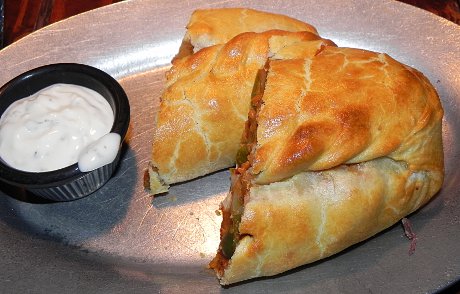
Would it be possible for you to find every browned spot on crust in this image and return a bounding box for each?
[281,121,333,167]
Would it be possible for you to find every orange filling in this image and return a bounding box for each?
[209,67,268,275]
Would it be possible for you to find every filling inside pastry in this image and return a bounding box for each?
[210,67,268,274]
[174,33,212,61]
[174,37,195,61]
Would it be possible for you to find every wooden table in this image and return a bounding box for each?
[2,0,122,47]
[1,0,459,48]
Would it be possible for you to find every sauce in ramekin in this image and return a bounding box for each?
[0,83,115,172]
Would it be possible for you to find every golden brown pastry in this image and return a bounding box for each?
[175,8,319,59]
[209,46,444,285]
[148,30,335,194]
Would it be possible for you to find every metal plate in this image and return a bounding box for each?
[0,0,459,292]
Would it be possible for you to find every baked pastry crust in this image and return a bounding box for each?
[210,47,444,285]
[252,47,444,184]
[148,31,335,194]
[175,8,319,58]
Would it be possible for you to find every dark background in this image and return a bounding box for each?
[1,0,459,47]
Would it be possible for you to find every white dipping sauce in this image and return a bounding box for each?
[78,132,121,172]
[0,83,116,172]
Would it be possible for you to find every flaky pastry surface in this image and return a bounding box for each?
[177,8,319,56]
[252,47,444,184]
[149,31,334,193]
[211,47,444,285]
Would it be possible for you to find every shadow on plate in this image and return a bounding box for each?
[151,168,231,209]
[0,144,137,244]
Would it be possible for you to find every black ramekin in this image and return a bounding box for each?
[0,63,130,201]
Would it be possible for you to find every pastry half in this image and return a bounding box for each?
[148,30,335,194]
[175,8,319,59]
[209,46,444,285]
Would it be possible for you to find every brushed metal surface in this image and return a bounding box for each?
[0,0,459,293]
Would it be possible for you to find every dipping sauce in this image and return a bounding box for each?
[78,132,121,172]
[0,83,114,172]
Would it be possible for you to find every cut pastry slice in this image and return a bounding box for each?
[175,8,319,59]
[148,30,335,194]
[209,46,444,285]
